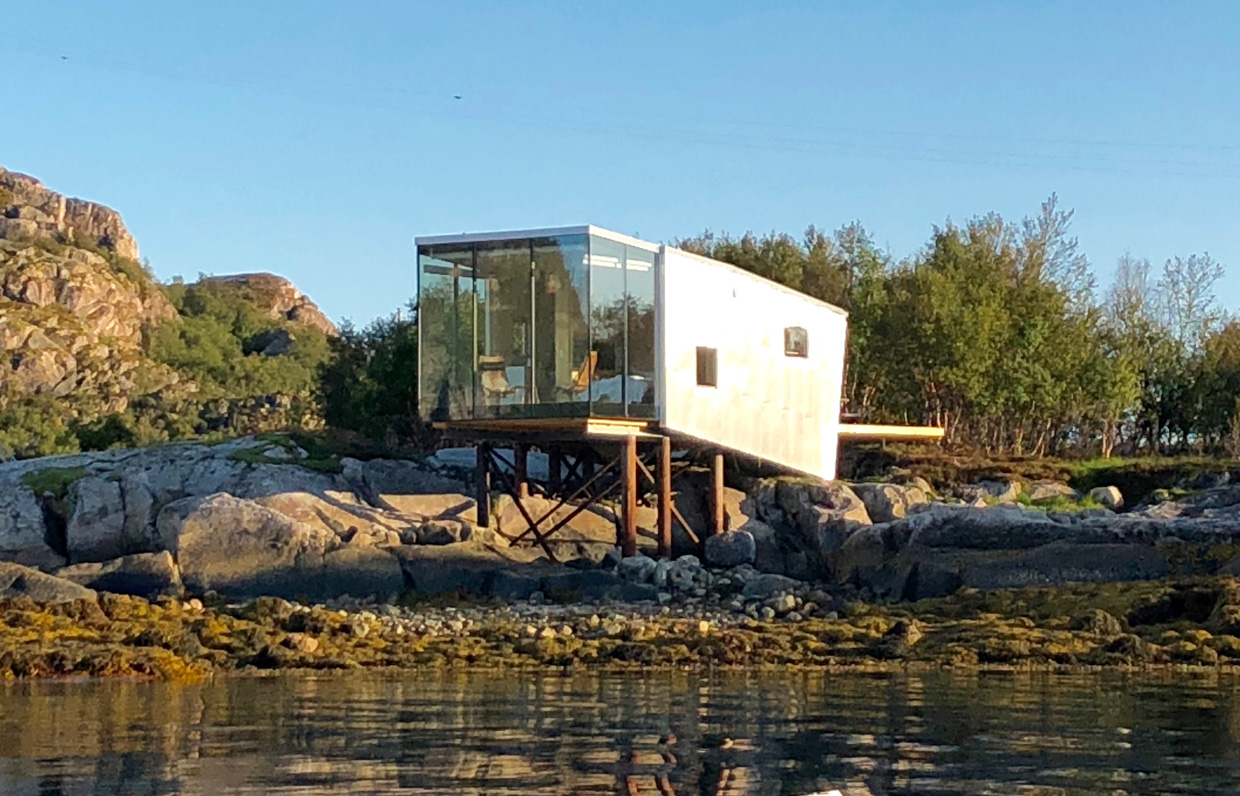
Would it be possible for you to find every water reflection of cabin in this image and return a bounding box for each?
[416,225,849,481]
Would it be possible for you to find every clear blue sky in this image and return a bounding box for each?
[5,1,1239,326]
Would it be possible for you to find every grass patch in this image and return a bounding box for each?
[841,443,1234,505]
[20,467,88,497]
[1014,493,1105,513]
[20,466,89,523]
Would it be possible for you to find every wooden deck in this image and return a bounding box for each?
[433,416,658,440]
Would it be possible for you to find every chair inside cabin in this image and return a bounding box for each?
[558,350,598,398]
[479,354,521,402]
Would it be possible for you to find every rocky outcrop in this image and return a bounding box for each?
[833,488,1240,601]
[852,482,928,523]
[55,551,182,598]
[160,493,336,599]
[200,273,338,336]
[0,167,139,261]
[0,238,184,417]
[0,561,96,602]
[0,166,340,458]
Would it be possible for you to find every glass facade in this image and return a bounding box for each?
[417,230,659,421]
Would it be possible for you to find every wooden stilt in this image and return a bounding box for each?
[548,446,562,493]
[620,435,638,557]
[657,436,672,558]
[514,443,529,499]
[475,442,491,528]
[711,452,725,535]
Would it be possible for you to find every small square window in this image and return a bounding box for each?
[784,326,808,358]
[696,346,717,387]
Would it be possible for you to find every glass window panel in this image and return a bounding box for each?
[532,235,590,415]
[474,240,533,418]
[417,244,475,421]
[589,236,627,416]
[625,244,657,417]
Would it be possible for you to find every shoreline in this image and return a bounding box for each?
[5,574,1240,681]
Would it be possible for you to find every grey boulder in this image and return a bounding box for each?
[703,529,756,567]
[0,562,96,603]
[157,492,335,599]
[55,551,183,598]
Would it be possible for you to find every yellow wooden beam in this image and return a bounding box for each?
[837,423,945,441]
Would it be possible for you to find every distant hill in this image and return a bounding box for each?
[0,166,336,458]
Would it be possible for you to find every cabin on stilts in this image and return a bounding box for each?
[416,225,941,560]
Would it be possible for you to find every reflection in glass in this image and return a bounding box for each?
[418,231,662,422]
[533,236,590,415]
[625,245,657,417]
[588,236,628,416]
[475,241,532,417]
[418,244,474,421]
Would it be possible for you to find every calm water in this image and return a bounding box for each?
[1,670,1239,795]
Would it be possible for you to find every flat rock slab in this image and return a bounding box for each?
[55,551,182,598]
[0,562,96,602]
[961,542,1170,590]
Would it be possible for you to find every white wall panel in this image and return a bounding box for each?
[658,246,848,480]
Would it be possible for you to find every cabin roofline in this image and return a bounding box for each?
[661,245,850,317]
[415,224,660,253]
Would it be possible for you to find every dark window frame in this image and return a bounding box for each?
[784,326,809,358]
[696,346,718,387]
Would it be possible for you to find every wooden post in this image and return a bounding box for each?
[657,436,672,558]
[548,446,562,494]
[514,443,529,499]
[620,436,638,557]
[711,452,725,536]
[475,442,491,528]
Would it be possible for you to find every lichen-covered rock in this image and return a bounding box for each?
[617,554,658,584]
[157,493,336,599]
[1090,486,1124,510]
[1072,608,1124,638]
[961,542,1170,590]
[312,547,405,601]
[852,483,928,523]
[741,573,800,599]
[197,273,337,336]
[0,561,95,602]
[703,529,756,567]
[55,551,182,598]
[1026,481,1079,502]
[961,480,1022,503]
[65,475,128,562]
[0,475,61,569]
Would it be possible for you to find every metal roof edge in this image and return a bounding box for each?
[661,244,850,317]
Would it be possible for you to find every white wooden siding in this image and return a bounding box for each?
[658,246,847,480]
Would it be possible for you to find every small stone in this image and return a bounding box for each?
[785,612,804,622]
[772,594,797,614]
[759,606,776,621]
[587,614,601,629]
[802,602,818,615]
[657,591,673,605]
[618,554,658,583]
[557,624,574,637]
[186,598,204,612]
[698,620,711,635]
[538,626,557,639]
[284,633,319,654]
[523,624,538,637]
[1089,486,1124,510]
[825,611,839,620]
[528,590,545,605]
